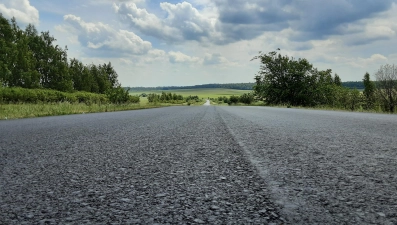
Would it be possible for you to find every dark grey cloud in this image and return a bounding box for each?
[290,0,395,39]
[114,0,396,46]
[214,0,396,42]
[345,36,391,46]
[215,0,296,25]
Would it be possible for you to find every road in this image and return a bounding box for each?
[1,106,396,224]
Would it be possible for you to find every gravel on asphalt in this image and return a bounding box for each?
[218,106,397,224]
[1,106,284,224]
[1,106,396,224]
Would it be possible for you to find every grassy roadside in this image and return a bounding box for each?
[0,97,207,120]
[233,102,394,114]
[0,102,159,120]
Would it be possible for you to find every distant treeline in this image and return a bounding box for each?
[128,81,364,91]
[127,83,256,91]
[342,81,364,89]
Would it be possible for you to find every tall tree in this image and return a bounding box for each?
[334,74,342,86]
[103,62,119,88]
[375,64,397,112]
[251,51,313,106]
[0,14,14,86]
[69,58,84,91]
[362,72,375,110]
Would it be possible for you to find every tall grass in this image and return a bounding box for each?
[0,102,169,120]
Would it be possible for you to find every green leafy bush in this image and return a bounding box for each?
[239,93,254,104]
[0,87,108,104]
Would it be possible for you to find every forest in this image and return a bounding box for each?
[128,82,363,92]
[0,15,133,104]
[128,83,255,91]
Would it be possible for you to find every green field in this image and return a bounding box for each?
[129,88,251,99]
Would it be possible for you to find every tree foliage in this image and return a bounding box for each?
[252,51,345,107]
[375,64,397,112]
[147,92,185,104]
[363,72,376,110]
[0,15,122,97]
[251,51,372,110]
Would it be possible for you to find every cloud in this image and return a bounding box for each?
[0,0,39,25]
[168,51,200,64]
[216,0,396,42]
[290,0,395,41]
[63,14,152,57]
[114,0,396,46]
[114,2,180,42]
[203,53,231,65]
[114,1,222,43]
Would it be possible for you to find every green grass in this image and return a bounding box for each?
[0,100,176,120]
[129,88,251,99]
[0,88,252,119]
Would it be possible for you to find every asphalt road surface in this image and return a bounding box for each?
[1,106,396,224]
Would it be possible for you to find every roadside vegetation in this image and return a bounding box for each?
[250,50,397,113]
[130,88,249,99]
[146,92,205,105]
[2,15,396,119]
[0,15,167,119]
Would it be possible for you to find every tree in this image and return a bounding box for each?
[102,62,119,88]
[0,16,125,96]
[251,51,348,108]
[363,72,376,110]
[251,51,314,106]
[334,74,342,86]
[0,15,14,86]
[69,58,84,91]
[348,88,362,111]
[375,64,397,112]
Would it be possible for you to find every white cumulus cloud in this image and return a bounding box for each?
[0,0,39,25]
[114,1,222,44]
[63,14,152,57]
[203,53,229,65]
[168,51,201,64]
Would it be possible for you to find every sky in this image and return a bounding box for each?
[1,0,397,87]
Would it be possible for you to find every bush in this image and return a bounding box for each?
[147,92,184,104]
[128,95,140,103]
[106,87,132,104]
[147,93,160,103]
[185,95,200,102]
[229,95,239,104]
[0,87,108,104]
[239,93,254,104]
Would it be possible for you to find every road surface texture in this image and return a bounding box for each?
[0,106,396,224]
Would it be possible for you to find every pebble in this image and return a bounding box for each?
[155,193,167,198]
[193,218,205,223]
[377,212,386,217]
[210,205,220,210]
